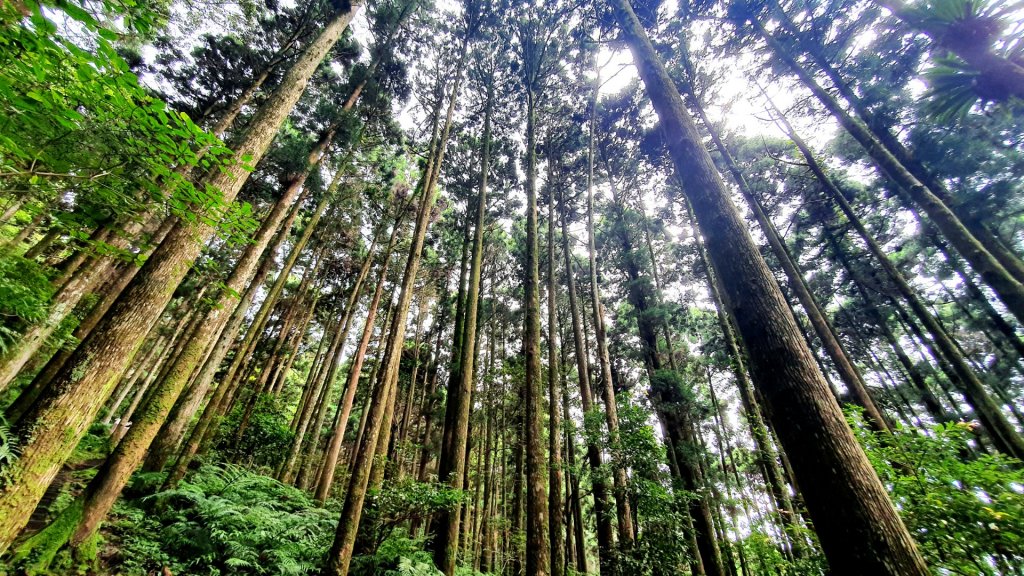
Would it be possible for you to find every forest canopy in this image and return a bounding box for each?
[0,0,1023,574]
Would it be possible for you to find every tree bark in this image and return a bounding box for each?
[546,165,564,576]
[754,18,1024,327]
[0,4,363,551]
[766,0,1024,286]
[687,92,891,432]
[314,217,402,502]
[772,105,1024,459]
[607,3,929,574]
[323,30,466,573]
[559,185,616,575]
[584,85,634,552]
[432,68,492,576]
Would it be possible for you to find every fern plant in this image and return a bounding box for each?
[0,415,19,484]
[108,464,456,575]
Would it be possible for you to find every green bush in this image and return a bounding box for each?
[106,464,459,575]
[349,532,441,576]
[213,394,294,472]
[848,407,1024,574]
[115,464,336,575]
[0,254,55,353]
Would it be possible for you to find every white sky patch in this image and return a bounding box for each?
[595,45,837,147]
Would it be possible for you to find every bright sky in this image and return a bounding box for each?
[594,43,838,151]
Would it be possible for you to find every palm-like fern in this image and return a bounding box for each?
[109,464,459,575]
[891,0,1024,118]
[923,56,988,120]
[0,415,19,483]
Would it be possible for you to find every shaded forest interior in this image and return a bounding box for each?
[1,0,1024,574]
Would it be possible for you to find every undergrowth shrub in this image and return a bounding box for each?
[213,394,294,471]
[117,463,335,575]
[349,532,441,576]
[847,407,1024,574]
[108,464,457,575]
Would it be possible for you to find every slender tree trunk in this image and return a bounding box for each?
[0,225,122,391]
[2,211,44,252]
[521,78,551,576]
[0,4,364,551]
[770,105,1024,460]
[23,227,59,260]
[603,163,726,576]
[323,31,467,573]
[314,219,402,502]
[766,0,1024,285]
[68,155,327,549]
[111,294,206,443]
[147,190,314,474]
[547,167,564,576]
[102,339,161,426]
[863,289,950,423]
[280,324,336,481]
[288,213,395,486]
[754,18,1024,327]
[479,333,496,573]
[160,197,309,490]
[585,85,634,551]
[12,217,177,422]
[607,3,929,574]
[432,70,492,576]
[559,185,615,574]
[0,198,24,224]
[233,252,323,451]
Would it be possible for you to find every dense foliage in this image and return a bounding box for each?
[1,0,1024,574]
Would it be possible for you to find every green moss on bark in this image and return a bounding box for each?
[9,497,83,574]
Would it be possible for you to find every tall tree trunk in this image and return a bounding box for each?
[64,147,328,549]
[559,186,615,574]
[478,330,496,573]
[0,225,123,391]
[584,88,634,551]
[522,78,551,576]
[601,158,725,575]
[160,190,312,490]
[9,217,177,423]
[770,105,1024,460]
[102,334,167,425]
[432,69,492,576]
[607,3,929,574]
[323,30,468,573]
[0,4,364,551]
[285,215,395,485]
[147,189,314,474]
[216,164,344,412]
[547,166,564,576]
[766,0,1024,285]
[686,90,890,432]
[753,18,1024,326]
[314,217,402,502]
